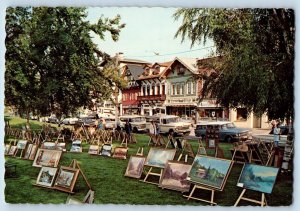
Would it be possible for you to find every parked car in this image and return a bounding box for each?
[119,115,147,133]
[47,115,60,124]
[104,117,116,130]
[77,116,97,126]
[195,121,251,142]
[146,114,191,136]
[62,117,79,125]
[179,116,194,127]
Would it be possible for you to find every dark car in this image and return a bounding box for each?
[195,121,251,142]
[77,116,97,126]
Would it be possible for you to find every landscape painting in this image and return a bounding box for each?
[125,155,146,179]
[54,166,79,193]
[88,145,100,155]
[17,140,27,150]
[33,149,62,168]
[112,147,128,159]
[159,161,192,192]
[188,155,233,190]
[237,163,279,194]
[100,144,112,157]
[145,148,176,168]
[36,167,58,187]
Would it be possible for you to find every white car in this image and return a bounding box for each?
[119,115,147,132]
[62,117,79,125]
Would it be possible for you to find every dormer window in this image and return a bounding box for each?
[177,67,185,75]
[143,67,150,76]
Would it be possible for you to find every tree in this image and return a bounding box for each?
[174,9,294,120]
[5,7,126,121]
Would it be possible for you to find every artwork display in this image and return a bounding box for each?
[17,140,28,150]
[188,155,233,190]
[70,140,82,152]
[28,145,38,160]
[54,166,79,193]
[112,147,128,159]
[56,143,66,151]
[23,143,33,159]
[33,149,62,168]
[8,145,17,156]
[100,144,112,157]
[42,142,56,150]
[159,161,192,192]
[145,148,176,168]
[208,139,215,148]
[125,155,146,179]
[237,163,279,194]
[5,144,11,155]
[88,145,99,155]
[36,167,58,187]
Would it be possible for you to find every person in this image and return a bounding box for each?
[124,120,132,135]
[149,120,157,145]
[98,118,104,130]
[273,120,280,147]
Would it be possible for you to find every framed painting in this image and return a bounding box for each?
[41,142,56,150]
[36,167,58,187]
[54,166,79,193]
[17,140,28,150]
[99,144,112,157]
[125,155,146,179]
[145,148,176,169]
[23,143,33,159]
[5,144,11,155]
[8,145,17,156]
[56,143,66,151]
[88,145,100,155]
[237,163,279,194]
[159,161,192,192]
[70,140,82,152]
[188,155,233,191]
[66,196,83,204]
[112,147,128,159]
[28,144,38,160]
[33,149,62,168]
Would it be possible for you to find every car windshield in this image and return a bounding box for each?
[131,117,145,122]
[166,117,179,123]
[225,123,236,128]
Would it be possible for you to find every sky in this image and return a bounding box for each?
[86,7,215,63]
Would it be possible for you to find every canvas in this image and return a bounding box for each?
[100,144,112,157]
[36,167,58,187]
[88,145,99,155]
[188,155,233,191]
[5,144,11,155]
[41,142,56,150]
[125,155,146,179]
[8,145,17,156]
[237,163,279,194]
[54,166,79,193]
[23,143,33,159]
[70,140,82,152]
[159,161,192,192]
[17,140,27,150]
[28,144,38,160]
[56,143,66,151]
[145,148,176,168]
[33,149,62,168]
[112,147,128,159]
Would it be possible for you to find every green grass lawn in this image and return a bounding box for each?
[4,117,293,206]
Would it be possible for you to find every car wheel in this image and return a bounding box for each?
[225,136,233,143]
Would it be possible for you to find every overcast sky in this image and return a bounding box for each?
[86,7,215,63]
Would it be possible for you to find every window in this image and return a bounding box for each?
[157,84,160,95]
[191,82,196,94]
[147,85,150,96]
[142,86,146,96]
[236,108,247,121]
[176,84,180,95]
[172,84,176,95]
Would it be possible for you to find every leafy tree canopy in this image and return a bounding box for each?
[5,7,126,119]
[174,9,294,120]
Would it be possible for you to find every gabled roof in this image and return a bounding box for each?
[161,57,198,77]
[138,60,173,80]
[123,64,145,80]
[119,58,151,65]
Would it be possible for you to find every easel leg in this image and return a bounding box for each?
[187,185,197,200]
[143,167,153,182]
[234,189,246,206]
[261,193,267,207]
[211,190,215,206]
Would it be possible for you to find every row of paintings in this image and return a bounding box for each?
[41,142,66,151]
[36,166,79,193]
[88,145,128,159]
[33,149,62,168]
[5,143,39,160]
[125,148,279,194]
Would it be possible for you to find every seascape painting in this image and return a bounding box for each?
[125,155,146,179]
[159,161,192,192]
[188,155,233,190]
[237,163,279,194]
[145,148,176,168]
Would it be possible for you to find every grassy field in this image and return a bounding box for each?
[4,117,293,206]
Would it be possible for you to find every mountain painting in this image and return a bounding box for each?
[188,155,233,190]
[237,163,279,194]
[145,148,176,168]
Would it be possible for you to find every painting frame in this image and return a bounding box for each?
[144,147,176,169]
[41,142,57,150]
[5,144,11,155]
[28,144,38,160]
[99,144,113,157]
[70,140,82,153]
[159,161,192,192]
[7,145,17,156]
[88,145,100,155]
[188,155,233,191]
[112,147,128,159]
[237,163,279,194]
[17,140,28,150]
[125,155,146,179]
[36,166,58,187]
[54,166,79,193]
[32,148,62,168]
[23,143,33,159]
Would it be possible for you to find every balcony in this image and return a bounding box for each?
[137,94,166,101]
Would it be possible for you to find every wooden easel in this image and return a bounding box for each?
[177,139,195,162]
[234,189,267,207]
[68,159,92,190]
[141,166,163,185]
[136,147,144,156]
[183,184,217,205]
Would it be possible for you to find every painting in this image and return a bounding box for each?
[100,144,112,157]
[8,145,17,156]
[41,142,56,150]
[125,155,146,179]
[5,144,11,155]
[33,149,62,168]
[237,163,279,194]
[112,147,128,159]
[208,139,215,148]
[28,144,38,160]
[188,155,233,190]
[145,148,176,168]
[56,143,66,151]
[54,166,79,193]
[197,147,207,156]
[17,140,27,150]
[36,167,58,187]
[23,143,33,159]
[70,140,82,152]
[159,161,192,192]
[88,145,99,155]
